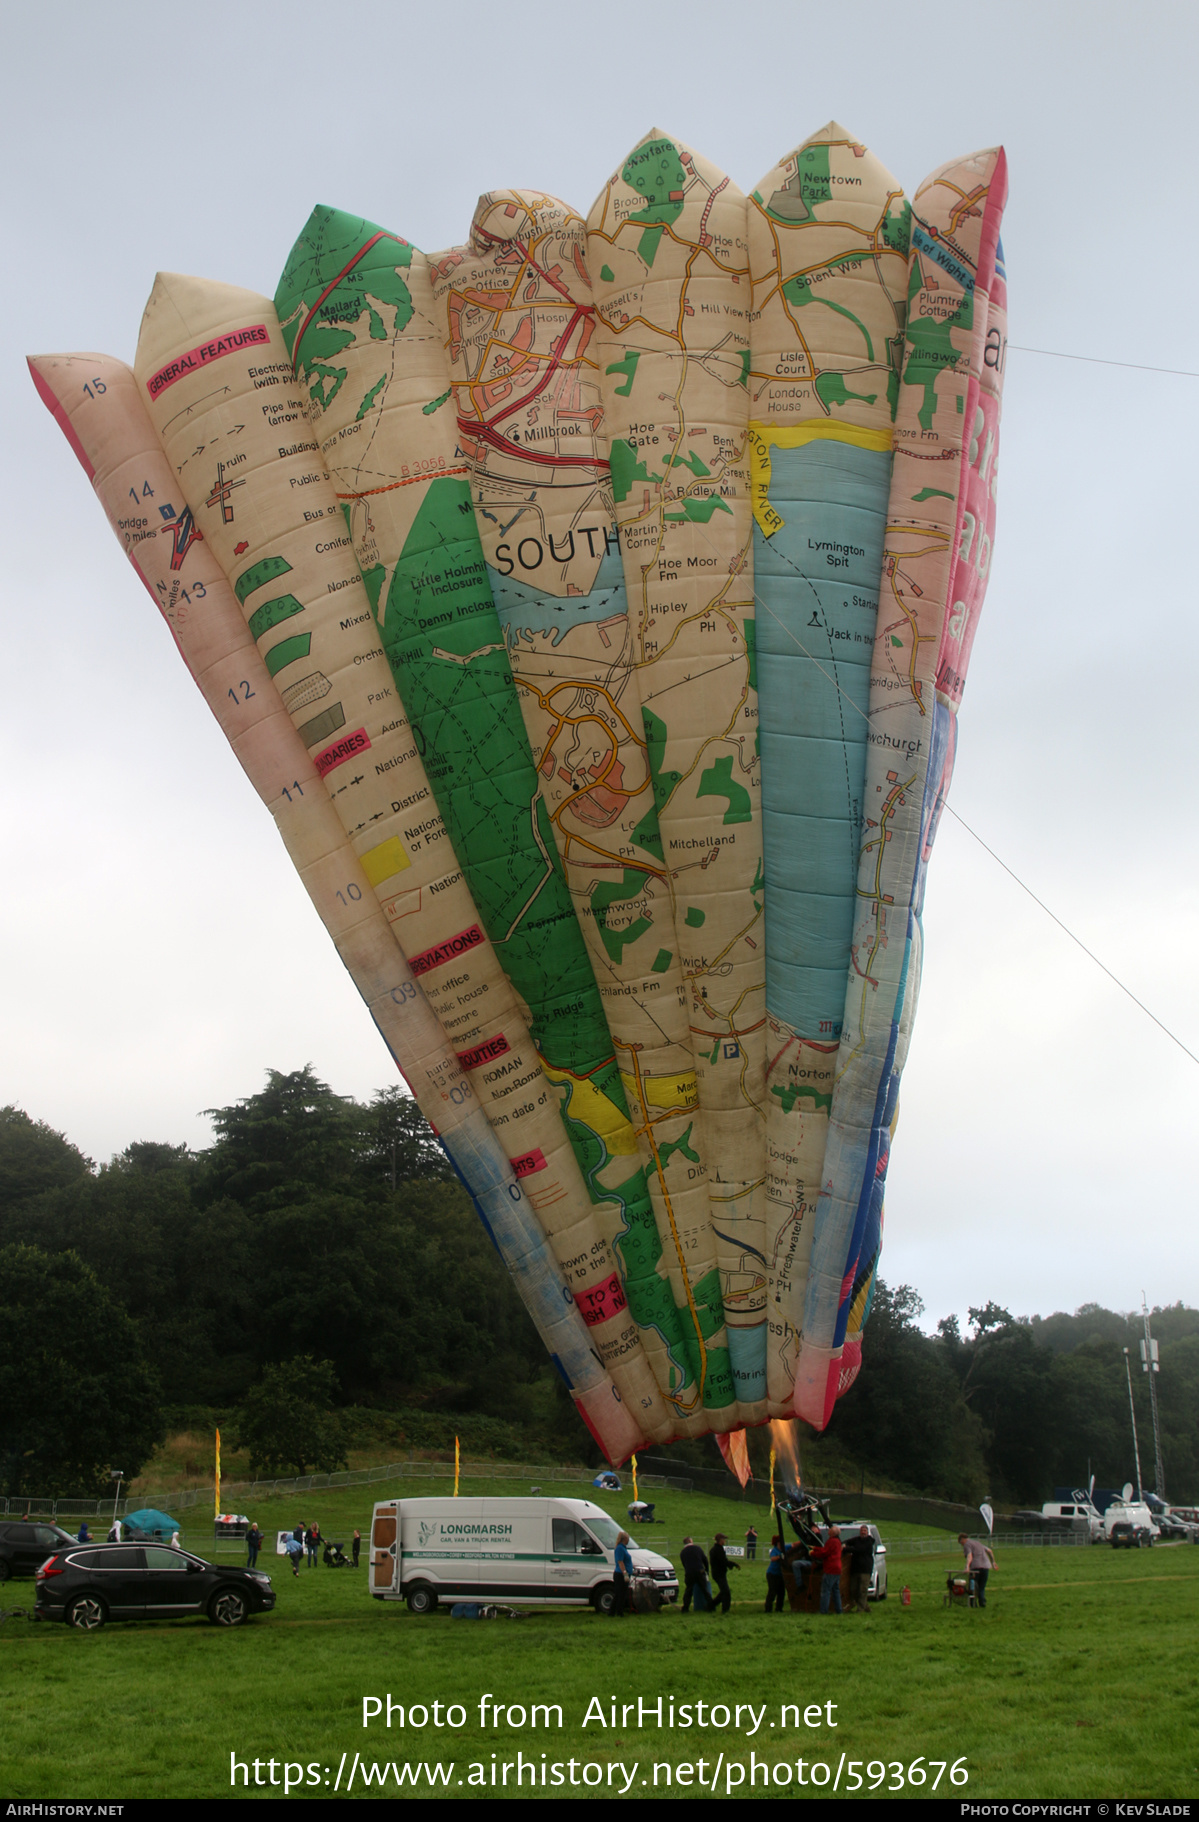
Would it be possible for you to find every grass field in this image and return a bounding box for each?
[2,1473,1196,1801]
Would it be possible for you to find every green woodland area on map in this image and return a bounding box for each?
[901,253,972,430]
[621,138,688,268]
[362,476,616,1072]
[277,211,415,418]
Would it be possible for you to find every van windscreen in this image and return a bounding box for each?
[584,1516,622,1549]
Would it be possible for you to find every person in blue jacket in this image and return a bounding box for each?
[611,1530,634,1617]
[765,1535,787,1612]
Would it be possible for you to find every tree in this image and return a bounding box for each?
[0,1106,92,1209]
[362,1086,455,1185]
[234,1356,350,1476]
[0,1243,162,1497]
[831,1281,988,1501]
[201,1067,365,1210]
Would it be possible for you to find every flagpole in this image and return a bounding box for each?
[215,1428,221,1521]
[454,1435,460,1498]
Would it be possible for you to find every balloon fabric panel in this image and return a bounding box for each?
[587,134,769,1418]
[793,147,1008,1428]
[747,123,910,1414]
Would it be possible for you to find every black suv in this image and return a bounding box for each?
[0,1521,77,1580]
[35,1543,276,1629]
[1109,1521,1153,1550]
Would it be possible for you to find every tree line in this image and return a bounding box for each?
[1,1070,1195,1504]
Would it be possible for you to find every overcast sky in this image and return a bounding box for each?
[4,0,1195,1330]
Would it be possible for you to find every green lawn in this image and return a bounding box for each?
[3,1475,1196,1800]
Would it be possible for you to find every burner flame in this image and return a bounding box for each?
[769,1418,802,1494]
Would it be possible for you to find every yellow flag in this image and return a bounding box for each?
[215,1428,221,1520]
[631,1453,639,1505]
[454,1436,460,1499]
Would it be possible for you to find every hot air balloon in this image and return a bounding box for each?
[29,122,1006,1461]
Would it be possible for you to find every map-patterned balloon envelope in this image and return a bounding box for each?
[28,123,1006,1458]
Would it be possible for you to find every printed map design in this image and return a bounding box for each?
[37,126,1007,1454]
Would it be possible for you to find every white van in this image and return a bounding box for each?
[1101,1498,1160,1546]
[1041,1496,1104,1541]
[369,1497,679,1614]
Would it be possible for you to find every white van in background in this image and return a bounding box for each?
[369,1497,678,1614]
[1040,1493,1104,1540]
[1101,1498,1160,1546]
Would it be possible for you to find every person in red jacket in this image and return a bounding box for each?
[812,1525,843,1614]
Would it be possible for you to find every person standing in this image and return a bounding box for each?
[77,1522,92,1543]
[352,1528,361,1569]
[845,1526,875,1614]
[679,1536,710,1612]
[246,1522,263,1569]
[812,1525,844,1614]
[745,1523,758,1561]
[611,1530,633,1618]
[765,1535,787,1612]
[958,1533,996,1607]
[710,1533,739,1614]
[306,1523,320,1568]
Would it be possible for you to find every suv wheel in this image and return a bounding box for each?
[0,1559,11,1582]
[405,1584,438,1615]
[209,1587,249,1627]
[67,1595,107,1631]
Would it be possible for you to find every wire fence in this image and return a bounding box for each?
[630,1456,1003,1533]
[0,1457,691,1523]
[0,1458,1100,1552]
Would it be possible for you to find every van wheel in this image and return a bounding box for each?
[406,1584,438,1615]
[591,1584,616,1616]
